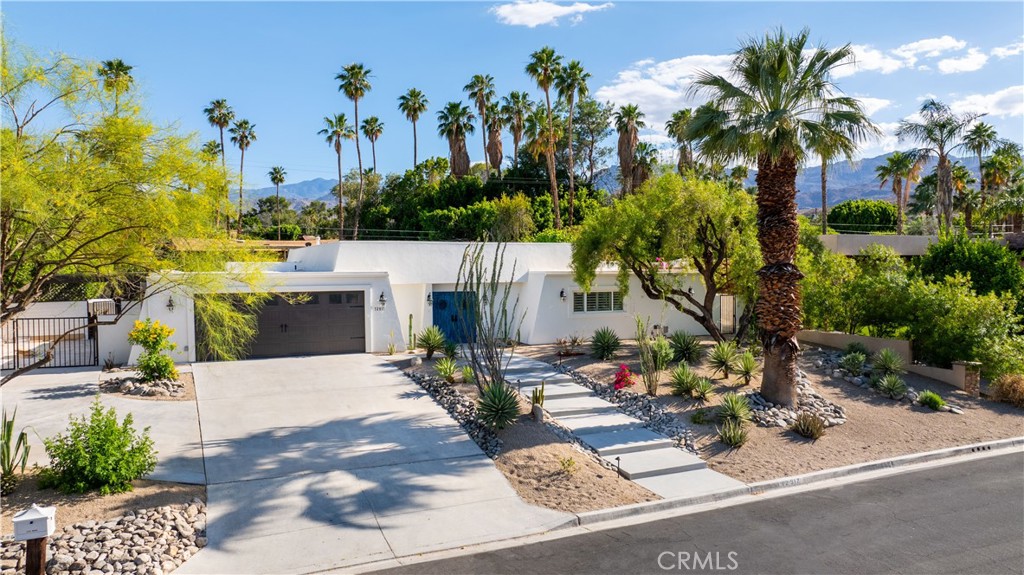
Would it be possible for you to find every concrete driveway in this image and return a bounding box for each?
[177,355,570,574]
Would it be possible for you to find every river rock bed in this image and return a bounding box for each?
[744,373,848,428]
[99,377,185,399]
[406,372,503,457]
[1,499,206,575]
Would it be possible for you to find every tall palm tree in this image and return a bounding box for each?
[97,59,133,114]
[501,91,532,169]
[464,74,496,182]
[526,46,565,228]
[318,114,355,239]
[632,141,658,190]
[876,151,916,235]
[203,99,234,229]
[361,116,384,173]
[437,102,476,178]
[805,114,876,233]
[485,102,504,176]
[398,88,429,167]
[228,119,256,237]
[336,63,372,240]
[950,161,978,229]
[268,166,287,240]
[555,60,590,224]
[897,99,982,231]
[687,28,877,406]
[665,108,695,174]
[613,104,645,196]
[524,105,563,180]
[962,122,998,199]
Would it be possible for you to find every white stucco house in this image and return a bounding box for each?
[122,241,741,364]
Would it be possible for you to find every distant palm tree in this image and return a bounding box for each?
[555,60,590,225]
[665,108,695,174]
[201,140,221,161]
[897,99,981,230]
[398,88,429,167]
[437,102,476,177]
[876,151,916,235]
[687,28,876,407]
[361,116,384,173]
[524,105,563,177]
[203,99,234,229]
[336,63,373,240]
[464,74,496,182]
[318,114,356,239]
[268,166,287,240]
[501,91,532,169]
[962,122,998,198]
[97,59,133,114]
[613,104,645,196]
[485,102,504,176]
[228,119,256,237]
[632,141,658,190]
[526,46,565,228]
[805,114,878,233]
[950,162,979,229]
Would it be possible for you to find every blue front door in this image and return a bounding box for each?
[432,291,476,343]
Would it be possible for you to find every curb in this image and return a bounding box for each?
[573,436,1024,526]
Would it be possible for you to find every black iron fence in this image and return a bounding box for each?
[1,317,99,370]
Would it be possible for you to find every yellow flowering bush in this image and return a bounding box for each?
[127,319,177,382]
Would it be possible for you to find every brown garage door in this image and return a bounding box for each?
[246,291,365,358]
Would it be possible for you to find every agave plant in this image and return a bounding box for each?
[477,383,522,430]
[872,348,905,376]
[718,419,748,448]
[708,340,739,378]
[839,352,866,374]
[670,365,700,397]
[435,357,458,382]
[418,325,447,360]
[877,374,908,400]
[692,378,715,403]
[669,331,703,364]
[1,408,31,496]
[736,352,759,386]
[717,393,752,424]
[591,326,621,360]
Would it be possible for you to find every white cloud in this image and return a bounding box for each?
[916,93,938,102]
[834,44,904,78]
[937,48,989,74]
[992,40,1024,58]
[892,35,967,66]
[855,121,903,160]
[490,1,613,27]
[857,96,892,116]
[951,85,1024,117]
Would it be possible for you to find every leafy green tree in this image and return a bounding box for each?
[300,200,332,236]
[491,194,536,241]
[268,166,287,240]
[228,119,256,236]
[336,63,372,239]
[828,199,897,233]
[613,104,645,196]
[361,116,384,173]
[555,60,590,224]
[318,113,355,238]
[572,173,760,342]
[398,88,429,167]
[437,102,476,177]
[687,28,877,405]
[574,98,613,188]
[526,46,565,228]
[919,234,1024,315]
[797,223,857,331]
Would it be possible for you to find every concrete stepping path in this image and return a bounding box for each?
[509,355,745,499]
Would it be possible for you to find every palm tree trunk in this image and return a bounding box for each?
[567,97,576,226]
[544,89,561,229]
[820,157,828,234]
[218,127,227,231]
[276,184,281,241]
[938,153,953,231]
[894,179,905,235]
[353,99,364,241]
[480,108,488,183]
[337,146,345,240]
[371,141,377,174]
[754,152,802,407]
[512,134,520,170]
[237,149,245,238]
[412,120,419,167]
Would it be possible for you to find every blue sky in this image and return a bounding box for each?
[4,1,1023,188]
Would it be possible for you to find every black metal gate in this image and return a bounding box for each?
[1,317,99,370]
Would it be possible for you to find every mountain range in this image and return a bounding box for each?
[245,152,983,212]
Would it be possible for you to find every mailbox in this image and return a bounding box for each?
[13,505,56,541]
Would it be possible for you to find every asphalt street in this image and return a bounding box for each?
[375,451,1024,575]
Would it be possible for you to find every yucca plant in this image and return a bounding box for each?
[877,374,908,400]
[418,325,447,360]
[736,352,759,386]
[669,331,703,365]
[790,413,825,439]
[872,348,905,376]
[591,326,621,360]
[839,351,866,374]
[918,390,946,411]
[708,340,739,378]
[718,420,748,448]
[477,383,522,430]
[435,357,458,382]
[692,378,715,403]
[845,341,870,356]
[443,340,460,360]
[461,365,475,385]
[670,365,700,397]
[717,393,752,424]
[1,408,31,496]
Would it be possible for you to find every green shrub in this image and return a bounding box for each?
[477,383,521,430]
[669,331,703,365]
[531,227,580,243]
[40,397,157,495]
[872,348,905,375]
[127,319,178,383]
[790,413,825,439]
[877,374,908,400]
[591,327,621,360]
[718,420,748,448]
[919,234,1024,316]
[736,352,759,385]
[435,357,457,382]
[442,340,460,360]
[991,374,1024,408]
[717,393,752,424]
[418,325,447,360]
[708,340,739,378]
[1,408,30,496]
[461,365,475,385]
[692,378,715,403]
[690,408,714,425]
[839,352,866,374]
[670,365,700,397]
[918,390,946,410]
[651,336,674,372]
[845,341,870,356]
[827,199,897,233]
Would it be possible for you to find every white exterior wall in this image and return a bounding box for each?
[97,305,140,366]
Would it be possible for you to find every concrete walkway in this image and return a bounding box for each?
[176,355,571,574]
[504,355,744,498]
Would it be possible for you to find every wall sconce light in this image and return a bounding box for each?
[378,293,388,307]
[687,287,694,296]
[426,293,433,305]
[166,296,176,312]
[559,289,567,302]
